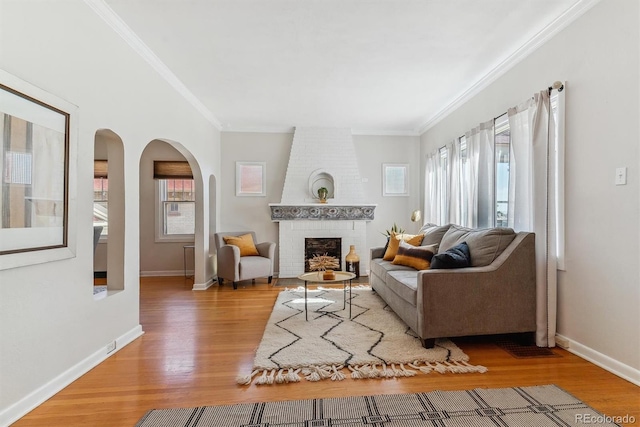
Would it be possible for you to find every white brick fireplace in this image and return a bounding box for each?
[270,127,376,278]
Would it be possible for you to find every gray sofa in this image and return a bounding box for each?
[370,223,536,348]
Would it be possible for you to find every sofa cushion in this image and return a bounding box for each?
[386,270,419,305]
[392,241,437,270]
[418,223,451,247]
[223,233,259,256]
[382,232,424,261]
[431,241,471,269]
[370,258,416,279]
[439,225,516,267]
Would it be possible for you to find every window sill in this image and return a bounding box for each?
[154,235,195,244]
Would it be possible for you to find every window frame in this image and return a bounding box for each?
[155,178,196,243]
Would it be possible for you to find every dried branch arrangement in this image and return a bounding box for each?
[308,253,340,271]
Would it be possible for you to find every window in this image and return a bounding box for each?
[438,148,448,220]
[93,177,108,235]
[153,161,195,241]
[459,136,469,224]
[158,179,195,237]
[93,160,108,236]
[494,114,510,227]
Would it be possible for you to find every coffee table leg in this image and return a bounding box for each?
[349,279,352,318]
[305,280,308,321]
[343,280,346,310]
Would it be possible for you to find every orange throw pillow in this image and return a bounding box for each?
[392,241,437,270]
[382,232,424,261]
[223,233,259,256]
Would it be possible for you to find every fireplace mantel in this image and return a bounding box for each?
[269,204,376,221]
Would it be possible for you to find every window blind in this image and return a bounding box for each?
[153,161,193,179]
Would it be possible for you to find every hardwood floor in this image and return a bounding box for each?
[15,277,640,426]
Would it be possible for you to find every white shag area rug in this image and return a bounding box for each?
[237,286,486,385]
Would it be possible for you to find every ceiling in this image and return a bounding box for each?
[102,0,583,134]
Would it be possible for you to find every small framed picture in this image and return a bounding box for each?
[382,163,409,197]
[236,161,266,197]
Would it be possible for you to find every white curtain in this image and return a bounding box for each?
[447,140,462,225]
[465,120,494,228]
[424,151,442,225]
[508,90,558,348]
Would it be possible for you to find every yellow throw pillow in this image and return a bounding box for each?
[382,232,424,261]
[223,233,259,256]
[392,241,437,270]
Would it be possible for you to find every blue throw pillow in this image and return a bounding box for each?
[430,241,471,269]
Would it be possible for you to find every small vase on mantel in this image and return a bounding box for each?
[345,245,360,278]
[317,187,329,204]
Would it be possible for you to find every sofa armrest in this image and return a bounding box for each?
[416,232,536,339]
[256,241,276,260]
[370,246,385,260]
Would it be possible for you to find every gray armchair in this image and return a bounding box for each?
[214,231,276,290]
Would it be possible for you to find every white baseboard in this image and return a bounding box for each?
[555,334,640,386]
[140,270,186,277]
[1,325,144,426]
[192,277,215,290]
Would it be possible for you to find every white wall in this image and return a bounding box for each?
[0,0,221,423]
[421,0,639,380]
[220,132,421,275]
[352,134,422,249]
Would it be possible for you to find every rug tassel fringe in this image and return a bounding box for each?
[303,365,332,382]
[236,369,260,386]
[330,365,345,381]
[369,364,381,378]
[254,369,277,385]
[409,361,433,374]
[243,360,485,386]
[460,360,488,373]
[286,368,301,382]
[399,363,416,377]
[348,366,363,379]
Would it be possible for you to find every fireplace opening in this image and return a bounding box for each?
[305,238,342,272]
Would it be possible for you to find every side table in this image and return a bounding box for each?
[297,271,356,320]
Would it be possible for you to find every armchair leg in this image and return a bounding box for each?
[233,282,238,290]
[421,338,436,349]
[268,276,273,284]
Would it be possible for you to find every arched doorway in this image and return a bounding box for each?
[93,129,125,294]
[138,139,213,289]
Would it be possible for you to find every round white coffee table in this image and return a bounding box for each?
[297,271,356,320]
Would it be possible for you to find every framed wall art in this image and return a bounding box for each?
[236,161,266,197]
[382,163,409,196]
[0,70,78,270]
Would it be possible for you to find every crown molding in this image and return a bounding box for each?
[416,0,602,135]
[221,125,419,136]
[221,125,295,134]
[351,128,420,137]
[83,0,222,130]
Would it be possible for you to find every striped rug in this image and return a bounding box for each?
[135,385,621,426]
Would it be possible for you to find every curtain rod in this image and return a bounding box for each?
[548,81,564,94]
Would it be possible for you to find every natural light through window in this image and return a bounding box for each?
[93,177,108,235]
[159,179,195,237]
